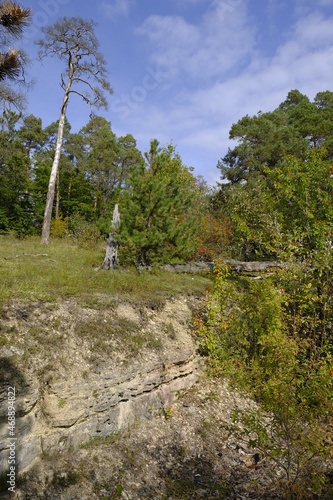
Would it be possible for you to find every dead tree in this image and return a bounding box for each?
[37,17,113,244]
[101,204,120,270]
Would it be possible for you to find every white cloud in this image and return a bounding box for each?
[128,9,333,181]
[100,0,135,20]
[179,13,333,125]
[136,1,255,82]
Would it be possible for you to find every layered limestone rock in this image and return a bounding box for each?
[0,297,202,474]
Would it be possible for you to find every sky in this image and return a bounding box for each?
[15,0,333,184]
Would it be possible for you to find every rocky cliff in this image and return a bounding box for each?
[1,296,310,499]
[0,297,202,476]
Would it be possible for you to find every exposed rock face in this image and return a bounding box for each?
[15,378,267,500]
[0,297,202,474]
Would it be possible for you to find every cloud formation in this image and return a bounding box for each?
[137,1,255,82]
[128,4,333,183]
[100,0,135,21]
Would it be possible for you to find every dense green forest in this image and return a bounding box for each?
[1,4,333,497]
[2,89,333,265]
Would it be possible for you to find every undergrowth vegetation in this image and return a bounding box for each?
[196,261,333,498]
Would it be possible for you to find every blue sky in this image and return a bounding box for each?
[18,0,333,184]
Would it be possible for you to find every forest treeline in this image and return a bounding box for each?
[1,88,333,266]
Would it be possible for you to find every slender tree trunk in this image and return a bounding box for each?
[303,194,312,251]
[94,168,101,214]
[41,58,76,244]
[2,98,5,134]
[25,139,32,196]
[40,107,67,243]
[55,168,60,220]
[68,170,73,200]
[67,169,73,216]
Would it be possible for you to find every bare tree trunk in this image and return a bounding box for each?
[67,170,73,217]
[40,107,67,244]
[138,260,287,274]
[40,89,71,242]
[68,171,72,201]
[25,139,32,196]
[55,168,60,220]
[37,18,113,244]
[94,168,101,214]
[303,194,312,252]
[40,49,77,244]
[2,98,5,134]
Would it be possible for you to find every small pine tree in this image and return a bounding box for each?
[119,140,196,265]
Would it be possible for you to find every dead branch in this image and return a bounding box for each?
[4,253,49,260]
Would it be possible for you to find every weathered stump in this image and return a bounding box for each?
[112,204,120,229]
[101,204,120,270]
[101,234,119,270]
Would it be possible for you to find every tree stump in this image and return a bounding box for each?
[101,204,120,270]
[101,234,119,270]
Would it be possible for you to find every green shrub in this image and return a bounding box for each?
[50,215,68,238]
[67,213,101,248]
[197,261,333,497]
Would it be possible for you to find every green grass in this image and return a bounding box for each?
[0,235,212,307]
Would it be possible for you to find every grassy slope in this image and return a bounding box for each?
[0,236,212,307]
